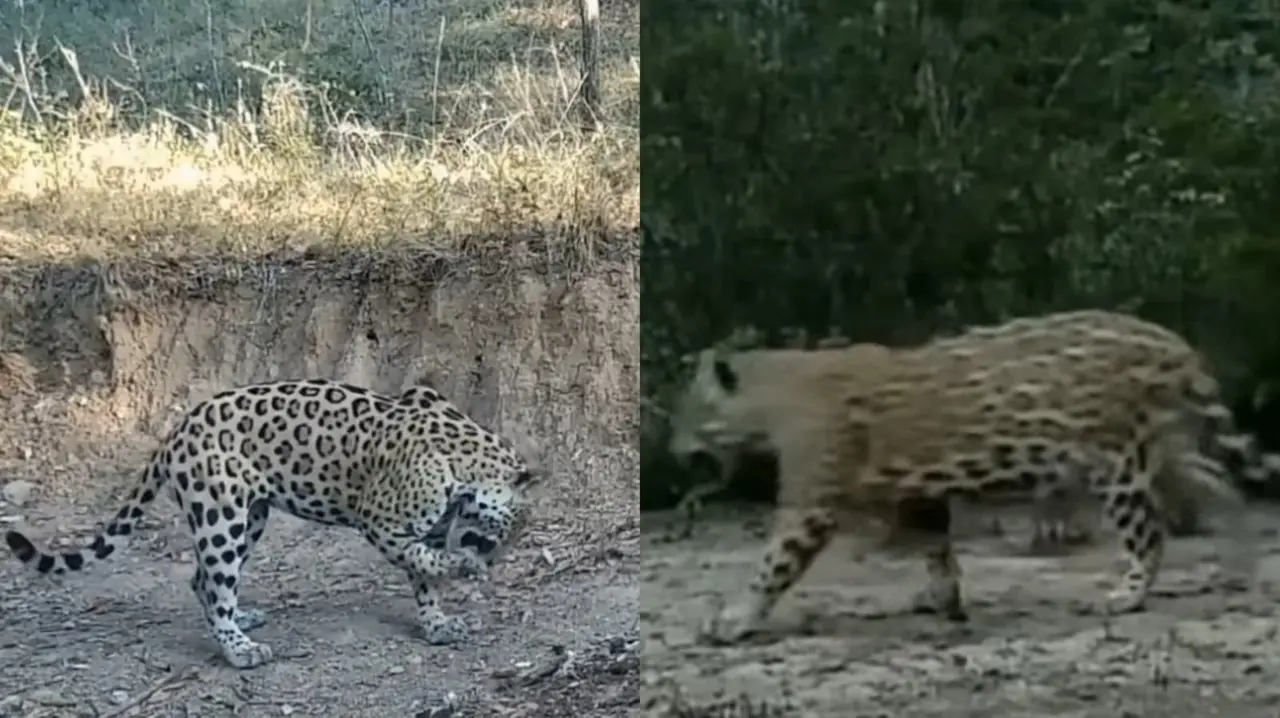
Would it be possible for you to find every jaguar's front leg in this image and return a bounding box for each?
[366,499,485,646]
[699,505,837,644]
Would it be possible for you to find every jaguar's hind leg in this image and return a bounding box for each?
[190,567,266,633]
[897,497,967,621]
[1029,516,1067,556]
[1028,455,1098,555]
[700,505,838,644]
[231,501,271,632]
[188,502,273,669]
[1099,484,1165,614]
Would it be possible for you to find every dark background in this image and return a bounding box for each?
[640,0,1280,510]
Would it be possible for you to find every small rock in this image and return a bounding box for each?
[387,665,405,675]
[111,690,129,704]
[281,704,295,716]
[2,480,35,507]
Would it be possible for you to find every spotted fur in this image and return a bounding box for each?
[671,311,1279,550]
[667,310,1266,643]
[5,379,541,669]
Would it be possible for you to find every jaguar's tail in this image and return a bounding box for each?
[5,450,169,575]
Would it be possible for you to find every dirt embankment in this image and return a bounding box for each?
[0,252,637,515]
[0,250,639,717]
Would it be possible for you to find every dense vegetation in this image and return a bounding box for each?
[641,0,1280,509]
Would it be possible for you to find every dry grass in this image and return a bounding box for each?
[0,0,638,264]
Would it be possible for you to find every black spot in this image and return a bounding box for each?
[63,552,85,571]
[1114,461,1136,486]
[36,555,55,574]
[90,536,113,560]
[352,398,371,417]
[990,444,1018,470]
[1139,526,1161,553]
[1025,443,1050,464]
[1134,442,1149,472]
[5,531,36,561]
[712,360,738,392]
[220,550,236,564]
[456,530,498,556]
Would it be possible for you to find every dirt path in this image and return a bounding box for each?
[641,503,1280,717]
[0,478,639,717]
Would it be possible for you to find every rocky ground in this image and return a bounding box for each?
[640,502,1280,717]
[0,476,639,718]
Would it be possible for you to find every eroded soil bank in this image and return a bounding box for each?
[0,249,639,716]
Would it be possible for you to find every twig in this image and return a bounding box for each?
[102,666,200,718]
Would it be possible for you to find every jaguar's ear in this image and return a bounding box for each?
[712,356,739,393]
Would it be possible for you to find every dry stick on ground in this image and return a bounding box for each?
[101,666,201,718]
[578,0,602,132]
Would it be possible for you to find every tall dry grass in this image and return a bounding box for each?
[0,0,639,264]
